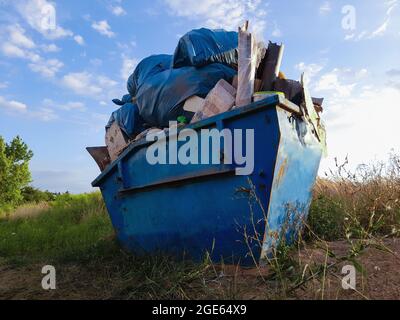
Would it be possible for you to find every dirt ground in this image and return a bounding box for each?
[1,239,399,300]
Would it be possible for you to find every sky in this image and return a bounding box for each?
[0,0,399,193]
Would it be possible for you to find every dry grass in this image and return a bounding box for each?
[5,202,50,220]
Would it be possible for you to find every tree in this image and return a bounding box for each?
[0,135,33,209]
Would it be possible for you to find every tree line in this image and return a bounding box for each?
[0,135,62,211]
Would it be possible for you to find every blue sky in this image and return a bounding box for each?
[0,0,399,193]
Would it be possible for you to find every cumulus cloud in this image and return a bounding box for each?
[74,35,85,46]
[28,58,64,77]
[40,43,60,52]
[0,24,63,78]
[295,62,324,84]
[8,24,36,49]
[62,71,118,97]
[15,0,74,40]
[163,0,268,37]
[0,96,60,121]
[312,68,368,98]
[91,20,115,38]
[1,41,41,62]
[110,5,127,16]
[43,99,86,112]
[121,55,138,80]
[0,95,28,112]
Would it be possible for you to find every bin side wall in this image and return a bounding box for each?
[261,109,322,259]
[98,106,281,265]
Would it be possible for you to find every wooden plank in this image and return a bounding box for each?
[105,122,130,162]
[259,42,285,91]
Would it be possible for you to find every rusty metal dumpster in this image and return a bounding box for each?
[91,94,324,265]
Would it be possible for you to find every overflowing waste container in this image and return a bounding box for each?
[88,22,327,265]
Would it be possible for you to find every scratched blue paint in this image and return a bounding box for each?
[92,95,323,265]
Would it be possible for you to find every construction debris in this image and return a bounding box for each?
[235,22,257,108]
[105,122,130,162]
[191,79,236,123]
[258,41,285,91]
[183,96,205,113]
[96,22,326,168]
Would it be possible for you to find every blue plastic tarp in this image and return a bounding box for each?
[173,28,238,69]
[107,96,146,138]
[135,63,236,127]
[127,54,172,97]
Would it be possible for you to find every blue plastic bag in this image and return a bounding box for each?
[107,96,146,138]
[127,54,172,97]
[136,63,236,127]
[173,28,238,69]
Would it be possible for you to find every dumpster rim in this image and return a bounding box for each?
[91,95,299,187]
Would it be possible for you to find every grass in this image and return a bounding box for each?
[0,193,114,264]
[0,154,400,299]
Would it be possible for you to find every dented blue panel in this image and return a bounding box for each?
[92,95,323,265]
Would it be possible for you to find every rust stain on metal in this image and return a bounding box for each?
[276,158,288,186]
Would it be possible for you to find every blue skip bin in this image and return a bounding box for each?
[91,95,325,265]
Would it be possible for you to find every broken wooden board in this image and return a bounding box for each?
[259,41,285,92]
[235,22,256,108]
[86,146,111,171]
[183,95,205,113]
[191,79,236,123]
[202,79,236,117]
[105,122,130,162]
[273,78,304,106]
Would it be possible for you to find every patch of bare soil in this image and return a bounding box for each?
[292,238,400,300]
[0,239,399,300]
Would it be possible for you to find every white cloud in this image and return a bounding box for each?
[32,107,58,121]
[320,86,400,172]
[15,0,74,40]
[8,24,36,49]
[163,0,268,38]
[271,21,282,37]
[369,18,390,38]
[91,20,115,38]
[1,42,26,59]
[28,58,63,77]
[1,42,41,62]
[387,68,400,77]
[121,55,138,80]
[313,68,362,98]
[110,5,127,16]
[60,102,86,111]
[0,82,9,89]
[0,24,63,77]
[295,62,324,84]
[41,43,60,52]
[0,95,28,112]
[74,35,85,45]
[62,71,118,97]
[43,99,86,111]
